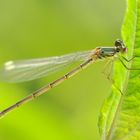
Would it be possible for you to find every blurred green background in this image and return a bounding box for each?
[0,0,125,140]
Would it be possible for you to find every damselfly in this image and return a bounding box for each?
[0,40,128,118]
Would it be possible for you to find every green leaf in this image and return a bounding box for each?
[98,0,140,139]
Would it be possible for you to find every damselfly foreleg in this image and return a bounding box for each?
[118,57,140,70]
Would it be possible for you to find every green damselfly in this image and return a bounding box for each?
[0,40,129,118]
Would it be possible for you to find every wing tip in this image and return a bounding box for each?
[4,61,15,71]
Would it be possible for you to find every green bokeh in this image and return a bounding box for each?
[0,0,125,140]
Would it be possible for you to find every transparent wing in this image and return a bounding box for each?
[0,50,92,83]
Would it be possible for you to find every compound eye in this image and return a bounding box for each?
[115,39,123,47]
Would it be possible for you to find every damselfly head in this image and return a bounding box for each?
[115,39,127,54]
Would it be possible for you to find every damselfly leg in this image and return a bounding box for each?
[102,58,124,95]
[118,56,140,70]
[102,58,114,79]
